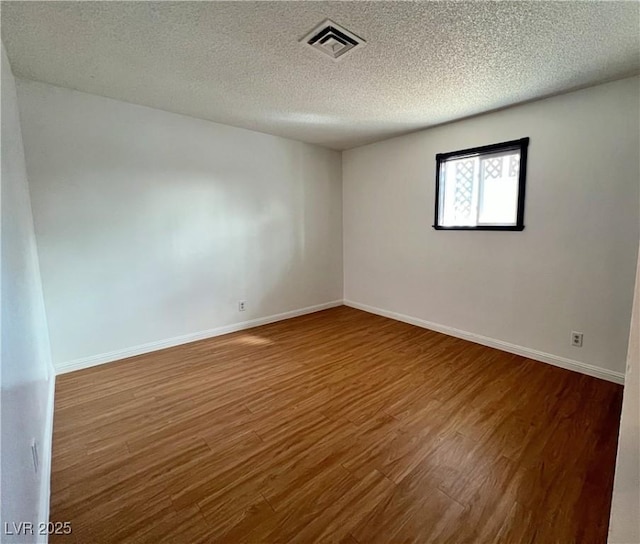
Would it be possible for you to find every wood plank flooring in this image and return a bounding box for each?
[50,306,623,543]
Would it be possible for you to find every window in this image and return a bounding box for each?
[434,138,529,231]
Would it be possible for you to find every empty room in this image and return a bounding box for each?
[1,1,639,543]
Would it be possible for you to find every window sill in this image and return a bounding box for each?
[432,225,525,231]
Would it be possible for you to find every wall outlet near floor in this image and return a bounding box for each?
[31,440,39,474]
[238,301,246,312]
[571,331,583,347]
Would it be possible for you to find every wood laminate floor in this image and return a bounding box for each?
[50,306,623,544]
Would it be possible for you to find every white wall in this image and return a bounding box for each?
[609,249,640,542]
[343,77,640,381]
[1,44,54,543]
[16,80,343,370]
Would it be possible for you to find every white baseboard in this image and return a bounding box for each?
[56,297,625,384]
[344,300,625,384]
[55,300,343,375]
[37,374,56,543]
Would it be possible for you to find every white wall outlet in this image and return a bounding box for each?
[238,301,246,312]
[571,331,583,347]
[31,440,39,474]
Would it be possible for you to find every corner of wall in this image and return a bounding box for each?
[340,148,347,302]
[37,375,56,543]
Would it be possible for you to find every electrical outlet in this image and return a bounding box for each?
[571,331,583,347]
[238,301,246,312]
[31,440,39,474]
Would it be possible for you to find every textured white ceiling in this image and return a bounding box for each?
[2,1,639,150]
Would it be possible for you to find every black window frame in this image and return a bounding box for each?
[433,137,529,231]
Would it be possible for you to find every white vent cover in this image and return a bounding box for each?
[301,19,365,61]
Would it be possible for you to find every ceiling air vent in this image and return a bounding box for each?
[301,19,365,61]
